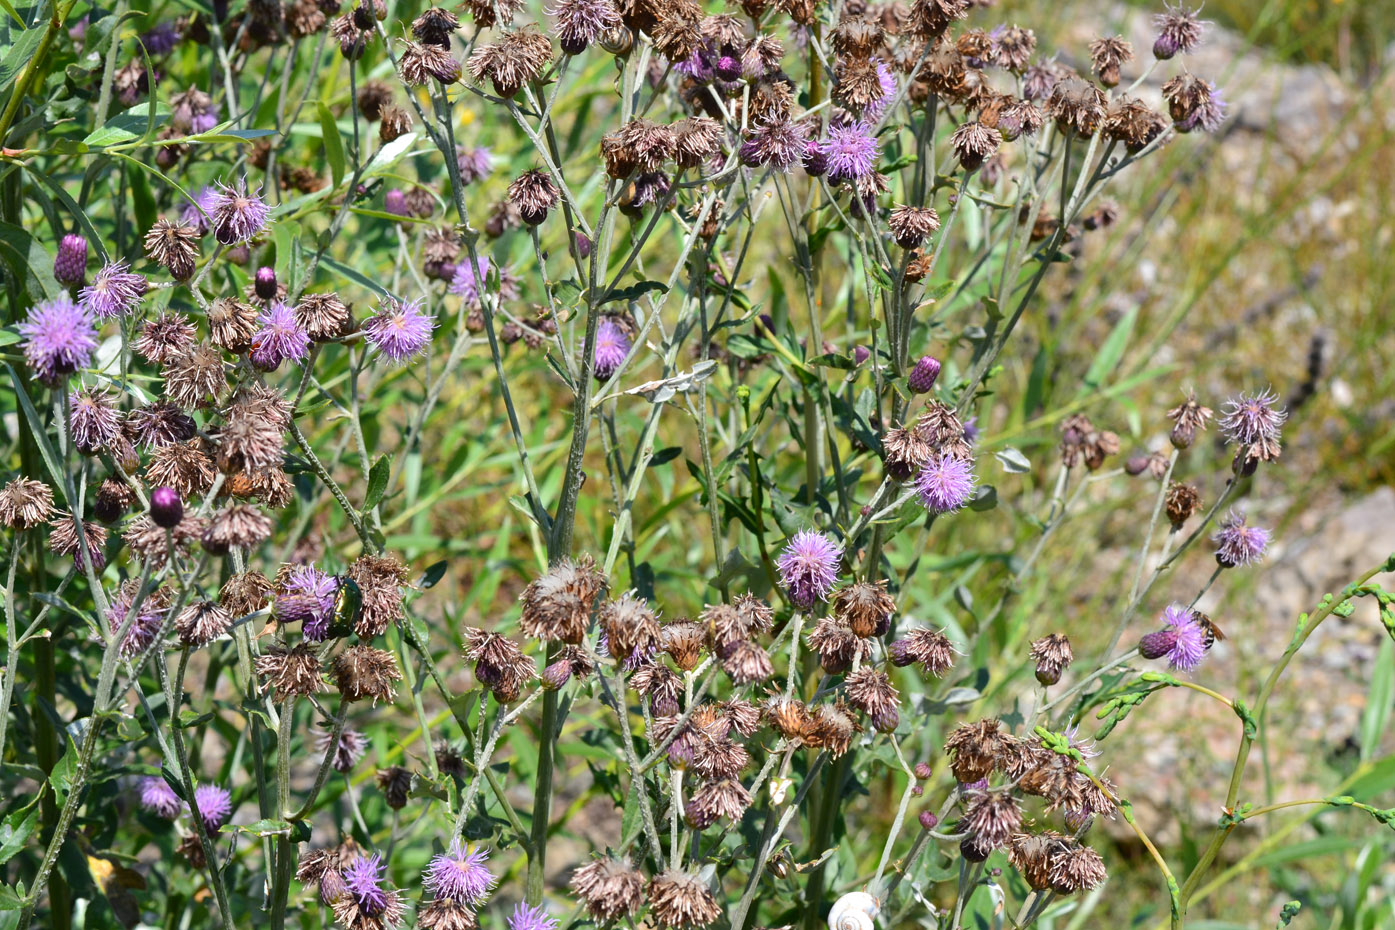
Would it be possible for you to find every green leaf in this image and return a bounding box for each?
[417,560,448,589]
[1361,636,1394,762]
[994,447,1031,474]
[1079,306,1137,396]
[0,327,19,347]
[0,26,42,93]
[0,808,38,867]
[363,455,390,511]
[318,102,345,188]
[321,255,390,297]
[6,366,67,506]
[177,709,215,729]
[603,280,668,305]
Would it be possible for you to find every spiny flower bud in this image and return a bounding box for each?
[908,355,941,393]
[54,234,89,286]
[150,486,184,528]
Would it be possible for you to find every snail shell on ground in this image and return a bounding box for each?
[828,891,880,930]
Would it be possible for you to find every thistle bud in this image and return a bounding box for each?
[541,658,573,691]
[54,234,89,286]
[871,706,899,733]
[150,486,184,528]
[914,762,932,779]
[908,356,941,393]
[254,266,278,300]
[919,810,939,830]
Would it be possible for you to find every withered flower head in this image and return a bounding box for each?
[833,57,890,115]
[207,297,260,353]
[356,80,395,121]
[672,116,723,169]
[960,790,1021,849]
[176,600,233,647]
[256,642,325,697]
[832,580,896,637]
[647,869,721,929]
[163,342,227,409]
[1164,481,1201,529]
[48,512,107,570]
[346,553,409,638]
[134,313,197,366]
[1154,2,1206,59]
[412,7,459,46]
[376,765,413,809]
[996,24,1036,71]
[1048,842,1108,894]
[719,698,760,737]
[763,695,812,741]
[467,27,553,98]
[908,0,969,39]
[508,169,560,226]
[806,615,870,675]
[690,733,750,780]
[464,628,536,698]
[125,402,197,451]
[843,666,899,717]
[1007,831,1069,890]
[202,503,273,554]
[93,476,136,523]
[331,644,402,703]
[888,627,956,677]
[379,105,414,143]
[124,512,205,570]
[0,477,55,530]
[1166,389,1213,449]
[1104,95,1168,153]
[661,620,707,671]
[400,40,462,85]
[600,591,661,663]
[144,218,201,280]
[295,293,353,342]
[221,570,274,616]
[287,0,326,37]
[887,204,940,250]
[1047,76,1107,138]
[177,832,207,868]
[804,699,861,757]
[1088,35,1133,86]
[650,10,703,62]
[685,777,751,828]
[550,0,622,55]
[417,896,479,930]
[944,718,1009,783]
[570,857,645,922]
[831,18,884,57]
[1029,633,1073,686]
[630,662,682,715]
[519,556,606,644]
[1017,750,1085,811]
[719,639,773,686]
[882,423,934,481]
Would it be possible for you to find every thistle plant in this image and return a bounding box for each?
[0,0,1391,928]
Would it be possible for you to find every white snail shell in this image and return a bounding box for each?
[828,892,880,930]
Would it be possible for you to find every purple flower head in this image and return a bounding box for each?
[182,187,220,234]
[384,189,409,216]
[363,297,436,363]
[343,853,390,915]
[1213,509,1270,568]
[79,260,147,319]
[801,139,828,176]
[54,234,89,285]
[1153,2,1206,59]
[962,416,980,444]
[1218,388,1287,445]
[108,583,168,659]
[629,171,671,209]
[276,565,339,638]
[1178,81,1226,133]
[139,774,182,818]
[915,454,976,514]
[861,61,899,121]
[776,530,843,609]
[549,0,621,54]
[141,21,183,55]
[193,784,233,833]
[209,178,270,245]
[593,318,631,381]
[424,841,497,903]
[597,632,657,671]
[254,266,278,300]
[959,777,990,792]
[457,146,493,184]
[675,46,715,83]
[250,301,310,369]
[509,903,559,930]
[448,255,493,305]
[821,120,879,183]
[1139,603,1209,672]
[20,295,98,384]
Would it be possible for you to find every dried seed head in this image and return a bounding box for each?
[804,699,861,757]
[375,765,413,809]
[1154,2,1206,59]
[464,628,536,697]
[255,642,325,696]
[400,40,462,85]
[467,27,553,97]
[378,105,413,143]
[175,600,233,647]
[1088,35,1133,86]
[763,695,812,741]
[49,512,107,571]
[660,620,707,671]
[507,169,560,226]
[844,666,899,717]
[1047,76,1107,138]
[162,342,227,409]
[1007,831,1069,890]
[519,556,606,644]
[961,790,1021,849]
[719,639,774,685]
[1048,842,1107,894]
[1029,633,1073,686]
[331,644,402,703]
[221,570,274,616]
[882,424,934,482]
[888,627,957,677]
[201,503,272,554]
[570,857,646,922]
[806,616,870,675]
[887,205,940,250]
[1104,95,1169,153]
[295,293,354,342]
[135,312,198,366]
[648,871,721,929]
[1164,481,1201,529]
[1166,389,1213,449]
[417,897,480,930]
[0,477,55,530]
[685,777,751,828]
[944,718,1009,783]
[144,218,201,280]
[600,591,661,663]
[833,580,896,637]
[412,7,459,46]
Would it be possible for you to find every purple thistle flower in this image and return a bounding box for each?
[193,784,233,833]
[424,841,497,903]
[139,774,182,818]
[675,47,715,82]
[363,297,436,363]
[79,259,147,319]
[1139,603,1209,672]
[1213,509,1270,568]
[20,295,98,385]
[53,234,89,286]
[862,61,899,121]
[1218,388,1287,445]
[250,301,310,369]
[776,530,843,609]
[448,255,493,305]
[209,178,270,245]
[343,853,390,915]
[593,318,631,381]
[915,454,976,514]
[457,146,493,184]
[182,187,220,234]
[801,139,827,177]
[384,189,410,216]
[509,903,559,930]
[276,565,339,638]
[1178,81,1226,132]
[821,120,879,183]
[549,0,621,55]
[597,632,657,671]
[962,416,980,444]
[140,20,183,55]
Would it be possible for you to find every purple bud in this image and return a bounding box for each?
[150,486,184,528]
[853,345,871,366]
[919,810,938,830]
[1125,455,1150,476]
[573,232,592,259]
[908,355,941,393]
[54,234,89,286]
[541,658,572,691]
[385,189,409,216]
[871,706,899,733]
[254,266,278,300]
[1137,629,1176,660]
[714,54,741,82]
[888,639,916,667]
[913,762,932,779]
[1153,34,1179,60]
